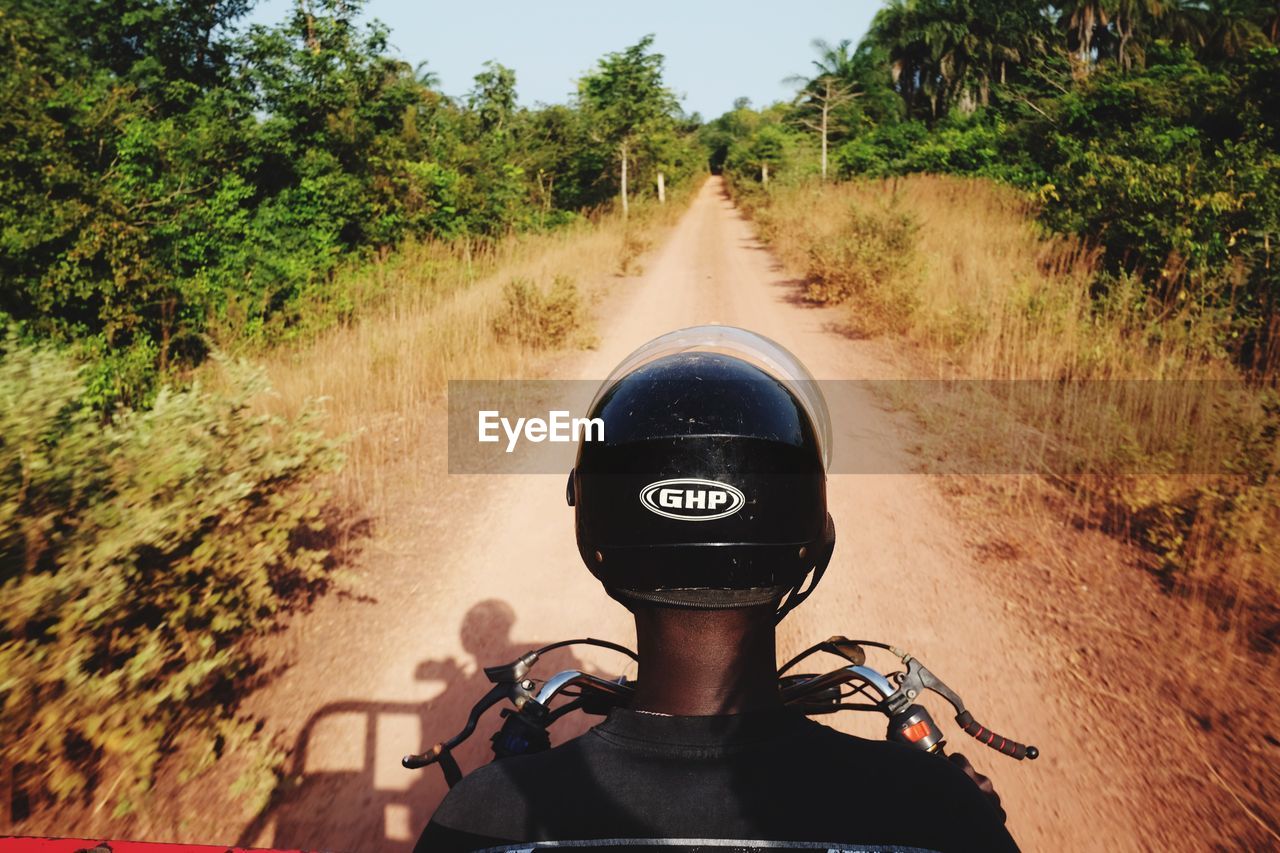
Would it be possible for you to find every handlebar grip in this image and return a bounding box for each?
[955,711,1039,761]
[402,743,442,769]
[402,744,464,786]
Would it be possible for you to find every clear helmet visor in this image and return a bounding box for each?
[592,325,832,470]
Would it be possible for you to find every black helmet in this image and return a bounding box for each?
[566,326,835,619]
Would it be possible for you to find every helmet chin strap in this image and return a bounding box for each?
[775,514,836,623]
[774,564,824,622]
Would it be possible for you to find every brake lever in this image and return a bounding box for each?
[890,653,967,712]
[889,656,1038,761]
[403,680,528,770]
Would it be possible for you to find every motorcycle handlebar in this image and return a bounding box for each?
[404,635,1041,790]
[535,670,632,706]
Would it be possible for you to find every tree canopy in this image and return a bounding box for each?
[0,2,701,405]
[712,0,1280,376]
[577,35,682,215]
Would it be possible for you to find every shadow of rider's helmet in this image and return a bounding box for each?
[566,326,835,620]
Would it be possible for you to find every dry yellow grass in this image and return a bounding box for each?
[752,176,1258,483]
[242,197,684,510]
[753,175,1236,382]
[743,174,1278,635]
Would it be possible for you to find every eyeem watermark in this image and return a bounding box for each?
[450,378,1249,474]
[478,410,604,453]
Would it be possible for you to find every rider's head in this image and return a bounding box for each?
[567,326,834,622]
[459,599,516,656]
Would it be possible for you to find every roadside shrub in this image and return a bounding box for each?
[492,276,582,349]
[1104,390,1280,585]
[0,337,342,810]
[835,120,930,177]
[836,116,1041,187]
[805,204,919,329]
[616,229,651,276]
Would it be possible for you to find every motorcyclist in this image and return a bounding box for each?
[416,326,1018,852]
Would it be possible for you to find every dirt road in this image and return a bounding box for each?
[236,177,1165,851]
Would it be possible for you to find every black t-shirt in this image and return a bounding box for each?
[415,707,1019,852]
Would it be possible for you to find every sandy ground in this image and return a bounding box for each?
[225,178,1226,852]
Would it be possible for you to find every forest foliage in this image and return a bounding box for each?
[711,0,1280,377]
[0,0,700,407]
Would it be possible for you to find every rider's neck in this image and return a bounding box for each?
[629,603,782,716]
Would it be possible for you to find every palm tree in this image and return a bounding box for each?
[1159,0,1211,51]
[1202,0,1268,56]
[809,37,861,81]
[870,0,965,118]
[1111,0,1167,70]
[1058,0,1111,70]
[944,0,1054,101]
[916,11,974,114]
[1261,1,1280,42]
[933,16,983,110]
[870,0,935,116]
[971,4,1043,91]
[867,0,1050,117]
[414,60,441,89]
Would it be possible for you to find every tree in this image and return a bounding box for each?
[1202,0,1269,57]
[749,125,790,184]
[968,0,1053,91]
[1055,0,1115,70]
[1110,0,1166,70]
[0,0,260,397]
[870,0,947,117]
[700,97,760,172]
[0,0,704,407]
[471,61,518,135]
[788,39,861,181]
[868,0,989,118]
[1264,1,1280,43]
[721,120,797,186]
[578,35,678,217]
[642,129,680,201]
[415,60,442,88]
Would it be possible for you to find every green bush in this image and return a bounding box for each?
[492,276,583,349]
[0,337,342,808]
[835,116,1041,186]
[835,121,930,177]
[1028,47,1280,372]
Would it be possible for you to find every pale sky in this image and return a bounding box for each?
[243,1,880,119]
